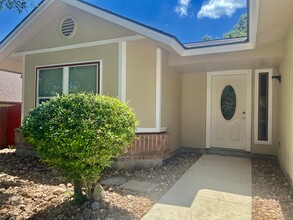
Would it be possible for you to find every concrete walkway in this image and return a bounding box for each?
[142,154,252,220]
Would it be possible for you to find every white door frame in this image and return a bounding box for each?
[206,69,252,151]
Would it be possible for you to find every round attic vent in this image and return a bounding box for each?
[60,16,76,38]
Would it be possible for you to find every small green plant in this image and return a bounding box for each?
[21,93,137,202]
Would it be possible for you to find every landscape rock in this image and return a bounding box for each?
[91,201,100,210]
[93,184,105,202]
[100,176,127,186]
[3,148,292,220]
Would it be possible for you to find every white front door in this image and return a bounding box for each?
[211,74,247,150]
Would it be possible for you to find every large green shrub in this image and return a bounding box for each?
[21,93,137,201]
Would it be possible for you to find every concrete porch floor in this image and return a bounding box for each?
[142,154,252,220]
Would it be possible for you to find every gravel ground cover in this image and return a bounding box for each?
[252,158,293,220]
[0,149,200,220]
[1,148,293,220]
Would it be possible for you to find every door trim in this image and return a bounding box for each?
[206,70,252,151]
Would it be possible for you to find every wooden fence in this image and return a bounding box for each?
[0,104,21,149]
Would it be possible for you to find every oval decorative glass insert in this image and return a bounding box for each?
[221,85,236,120]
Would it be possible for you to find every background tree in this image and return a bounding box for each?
[21,93,138,202]
[202,34,213,41]
[223,13,247,39]
[0,0,31,13]
[202,13,247,41]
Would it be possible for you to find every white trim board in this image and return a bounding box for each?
[206,69,252,152]
[254,69,273,145]
[136,127,167,133]
[118,41,127,102]
[21,55,26,122]
[13,35,144,57]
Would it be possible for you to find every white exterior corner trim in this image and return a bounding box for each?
[99,60,103,95]
[206,69,252,151]
[156,48,162,130]
[136,127,167,133]
[254,69,273,145]
[206,73,212,149]
[12,35,144,57]
[246,71,252,151]
[21,55,26,121]
[118,41,127,102]
[249,0,260,48]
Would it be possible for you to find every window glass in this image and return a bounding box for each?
[39,68,63,96]
[221,85,236,120]
[38,98,50,104]
[69,65,97,94]
[258,73,268,141]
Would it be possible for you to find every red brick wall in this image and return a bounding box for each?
[15,130,172,160]
[120,133,171,160]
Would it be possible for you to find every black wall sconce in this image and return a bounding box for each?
[272,75,281,83]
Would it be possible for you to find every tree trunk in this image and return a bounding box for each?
[73,180,85,203]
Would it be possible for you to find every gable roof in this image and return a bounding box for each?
[0,71,22,104]
[0,0,260,63]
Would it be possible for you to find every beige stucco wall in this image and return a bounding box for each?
[24,43,118,116]
[16,4,135,53]
[181,72,207,148]
[126,42,156,128]
[164,68,182,151]
[278,26,293,185]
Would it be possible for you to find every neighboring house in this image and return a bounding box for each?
[0,70,22,148]
[0,70,22,106]
[0,0,293,185]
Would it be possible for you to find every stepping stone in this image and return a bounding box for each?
[120,180,159,193]
[100,176,127,186]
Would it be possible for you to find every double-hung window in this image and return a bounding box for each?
[36,62,100,105]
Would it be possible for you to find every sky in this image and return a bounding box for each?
[0,0,247,44]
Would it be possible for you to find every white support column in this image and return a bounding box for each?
[63,67,69,94]
[156,48,162,130]
[118,41,127,102]
[21,55,26,122]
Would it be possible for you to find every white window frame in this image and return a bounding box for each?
[36,61,100,106]
[254,69,273,145]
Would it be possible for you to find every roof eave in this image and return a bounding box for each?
[0,0,260,62]
[63,0,186,55]
[0,0,55,63]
